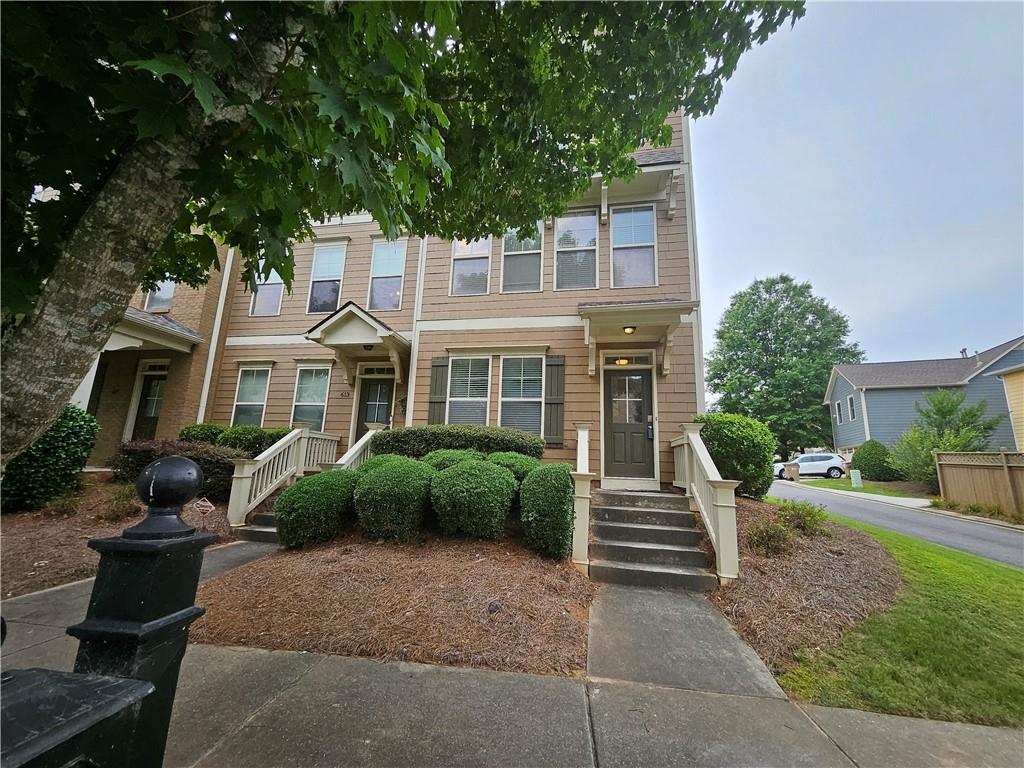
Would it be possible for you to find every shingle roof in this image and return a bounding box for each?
[124,306,202,344]
[632,148,681,167]
[836,336,1024,389]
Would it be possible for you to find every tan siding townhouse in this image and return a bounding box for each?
[77,112,706,490]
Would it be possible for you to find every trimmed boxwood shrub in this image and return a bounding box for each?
[1,405,100,512]
[421,448,485,471]
[178,423,227,444]
[851,439,902,481]
[353,453,406,478]
[694,413,776,499]
[431,460,516,539]
[519,463,575,558]
[113,440,246,502]
[486,451,541,483]
[216,425,269,456]
[274,470,357,548]
[263,426,292,446]
[354,457,435,540]
[369,424,545,460]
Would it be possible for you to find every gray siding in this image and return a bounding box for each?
[830,373,866,449]
[864,349,1020,448]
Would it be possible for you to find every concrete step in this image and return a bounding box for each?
[589,560,718,591]
[592,490,690,512]
[592,505,696,527]
[251,512,276,527]
[589,540,709,568]
[591,520,701,546]
[236,525,279,544]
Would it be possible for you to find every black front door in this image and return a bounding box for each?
[356,378,394,439]
[603,369,655,479]
[131,375,167,440]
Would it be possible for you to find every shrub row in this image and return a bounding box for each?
[2,405,100,513]
[113,440,246,502]
[178,423,292,457]
[275,469,358,548]
[694,413,776,500]
[369,424,545,460]
[354,456,436,540]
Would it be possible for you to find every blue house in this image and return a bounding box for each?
[822,335,1024,457]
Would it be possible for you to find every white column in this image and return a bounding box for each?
[574,422,591,474]
[570,471,595,575]
[70,355,101,409]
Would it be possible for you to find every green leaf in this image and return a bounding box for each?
[125,54,193,85]
[191,71,224,115]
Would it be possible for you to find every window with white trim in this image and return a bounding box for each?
[501,223,542,293]
[447,357,490,425]
[611,205,656,287]
[307,244,346,313]
[835,401,843,424]
[233,367,271,426]
[145,280,175,312]
[555,210,598,289]
[368,240,406,310]
[451,239,491,296]
[500,357,543,435]
[847,395,856,422]
[291,366,331,431]
[250,262,284,317]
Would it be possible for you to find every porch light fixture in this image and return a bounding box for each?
[362,344,374,351]
[623,326,636,335]
[614,357,630,366]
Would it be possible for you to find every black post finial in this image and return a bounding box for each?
[122,456,203,540]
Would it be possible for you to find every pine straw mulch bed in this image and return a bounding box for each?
[191,534,598,677]
[708,497,902,675]
[2,472,234,598]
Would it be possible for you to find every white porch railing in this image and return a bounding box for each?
[227,427,341,526]
[672,423,740,582]
[570,422,595,575]
[333,427,381,470]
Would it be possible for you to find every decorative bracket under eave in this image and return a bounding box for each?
[583,318,597,376]
[666,169,678,220]
[335,353,358,387]
[660,334,672,376]
[600,183,609,225]
[387,344,404,385]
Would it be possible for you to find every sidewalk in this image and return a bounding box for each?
[3,558,1021,767]
[798,481,933,508]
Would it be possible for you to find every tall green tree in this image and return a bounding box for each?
[1,1,803,466]
[706,274,863,458]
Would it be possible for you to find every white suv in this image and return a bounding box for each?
[774,453,848,480]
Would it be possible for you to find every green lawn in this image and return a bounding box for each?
[779,517,1024,726]
[802,477,921,498]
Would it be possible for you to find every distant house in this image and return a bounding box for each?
[822,336,1024,457]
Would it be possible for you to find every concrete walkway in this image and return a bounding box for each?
[797,482,933,508]
[3,556,1021,767]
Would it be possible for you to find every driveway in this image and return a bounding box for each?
[770,481,1024,568]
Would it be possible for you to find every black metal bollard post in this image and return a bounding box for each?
[66,456,218,767]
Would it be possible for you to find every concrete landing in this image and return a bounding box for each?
[587,585,784,698]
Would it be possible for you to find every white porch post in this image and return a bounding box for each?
[570,472,594,575]
[70,355,101,409]
[574,422,591,474]
[294,428,310,478]
[709,479,740,583]
[227,460,257,526]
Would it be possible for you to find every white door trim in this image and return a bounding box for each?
[122,358,171,442]
[348,364,397,448]
[598,349,661,490]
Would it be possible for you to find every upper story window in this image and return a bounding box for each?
[451,239,491,296]
[501,223,543,293]
[368,240,406,311]
[847,395,856,422]
[611,205,656,288]
[144,280,175,312]
[499,356,543,435]
[555,210,598,290]
[250,262,284,317]
[307,243,347,314]
[447,357,490,425]
[835,401,843,424]
[233,367,271,426]
[291,366,331,431]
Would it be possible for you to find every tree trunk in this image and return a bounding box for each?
[1,133,202,468]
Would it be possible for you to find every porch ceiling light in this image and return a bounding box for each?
[614,357,630,366]
[362,344,374,351]
[622,326,636,335]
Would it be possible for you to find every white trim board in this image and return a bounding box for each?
[416,316,583,332]
[225,335,320,347]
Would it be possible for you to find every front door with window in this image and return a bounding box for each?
[356,378,394,439]
[603,369,654,478]
[132,375,167,440]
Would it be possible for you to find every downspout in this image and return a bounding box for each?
[405,235,429,425]
[196,247,235,422]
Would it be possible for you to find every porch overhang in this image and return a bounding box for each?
[112,307,202,353]
[305,301,411,384]
[579,299,698,376]
[573,150,684,222]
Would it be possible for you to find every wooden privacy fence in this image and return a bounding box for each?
[934,451,1024,516]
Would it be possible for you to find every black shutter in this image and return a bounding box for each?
[428,357,449,424]
[544,355,565,447]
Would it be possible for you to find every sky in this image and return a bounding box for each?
[691,1,1024,364]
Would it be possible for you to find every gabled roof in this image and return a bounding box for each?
[823,335,1024,402]
[123,306,202,345]
[632,148,681,167]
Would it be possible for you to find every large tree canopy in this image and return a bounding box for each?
[1,1,803,465]
[706,274,863,459]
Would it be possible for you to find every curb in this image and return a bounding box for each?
[778,482,1024,533]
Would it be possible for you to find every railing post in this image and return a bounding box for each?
[227,459,257,526]
[709,479,740,584]
[574,422,591,475]
[295,428,310,477]
[570,471,595,575]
